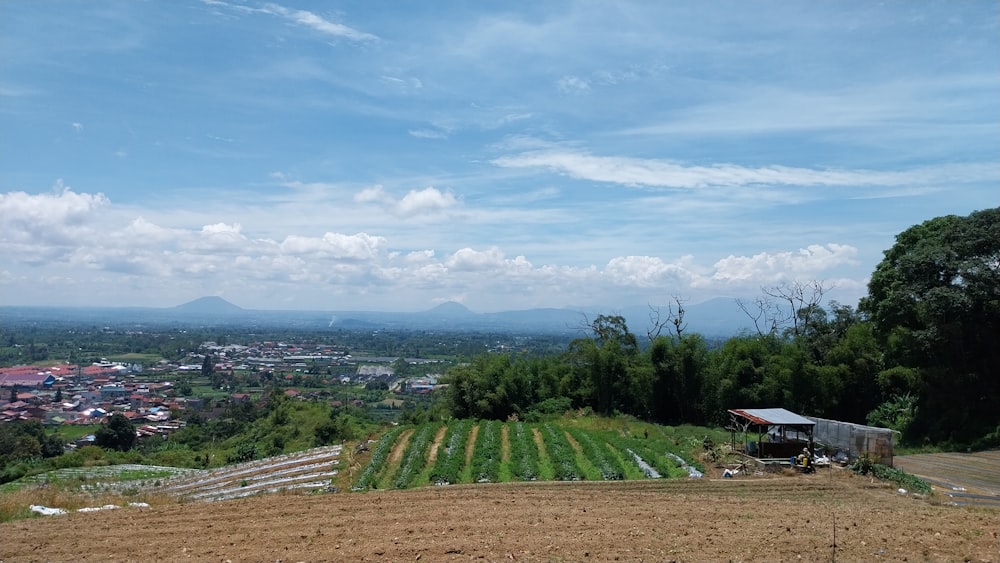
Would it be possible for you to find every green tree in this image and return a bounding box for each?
[649,334,708,424]
[201,354,215,378]
[564,315,646,416]
[860,207,1000,444]
[94,413,137,451]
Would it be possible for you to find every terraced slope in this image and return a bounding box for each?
[159,445,342,502]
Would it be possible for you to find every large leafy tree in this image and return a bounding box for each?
[860,207,1000,444]
[95,413,137,451]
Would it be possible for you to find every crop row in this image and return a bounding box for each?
[568,428,624,480]
[393,424,438,489]
[470,420,502,483]
[508,422,539,481]
[354,420,688,490]
[352,426,405,491]
[429,419,473,485]
[541,424,582,481]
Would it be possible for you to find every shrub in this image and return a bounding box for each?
[850,454,931,494]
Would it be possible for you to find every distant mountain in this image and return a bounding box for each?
[426,301,475,317]
[1,296,761,336]
[173,296,244,314]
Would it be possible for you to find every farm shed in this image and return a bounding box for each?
[728,408,815,461]
[806,416,897,466]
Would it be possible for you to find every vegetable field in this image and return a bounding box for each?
[351,419,698,490]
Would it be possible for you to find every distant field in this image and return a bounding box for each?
[105,353,163,363]
[893,450,1000,508]
[50,424,102,441]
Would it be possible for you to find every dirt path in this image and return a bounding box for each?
[500,423,511,463]
[464,424,479,466]
[387,428,413,466]
[426,425,448,465]
[3,475,996,562]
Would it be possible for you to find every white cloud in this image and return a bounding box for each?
[262,3,378,42]
[710,244,859,283]
[493,150,1000,189]
[354,185,459,218]
[279,232,385,260]
[604,255,697,287]
[557,75,590,94]
[395,187,458,217]
[0,181,108,245]
[409,129,448,139]
[353,185,390,204]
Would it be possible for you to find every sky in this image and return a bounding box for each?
[1,1,998,313]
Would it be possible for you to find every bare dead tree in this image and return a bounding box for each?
[763,280,830,338]
[735,295,783,336]
[737,280,831,337]
[646,295,688,342]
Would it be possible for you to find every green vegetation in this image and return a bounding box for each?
[352,426,405,491]
[850,454,932,494]
[435,209,1000,449]
[508,422,539,481]
[470,420,502,483]
[393,423,437,489]
[429,419,472,485]
[348,417,723,490]
[540,424,583,481]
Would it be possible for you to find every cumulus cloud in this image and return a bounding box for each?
[354,185,459,218]
[396,187,458,217]
[0,181,108,245]
[710,244,859,283]
[1,186,873,311]
[604,255,697,287]
[279,232,385,260]
[493,150,1000,189]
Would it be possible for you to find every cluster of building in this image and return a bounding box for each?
[0,339,449,439]
[0,363,187,441]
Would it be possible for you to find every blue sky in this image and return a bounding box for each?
[2,1,998,313]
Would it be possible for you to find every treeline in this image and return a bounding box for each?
[440,208,1000,448]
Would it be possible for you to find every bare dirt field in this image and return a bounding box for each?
[2,470,998,563]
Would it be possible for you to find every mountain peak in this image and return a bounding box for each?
[173,296,244,313]
[427,301,475,317]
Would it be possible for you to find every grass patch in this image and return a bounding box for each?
[49,424,102,441]
[0,485,177,523]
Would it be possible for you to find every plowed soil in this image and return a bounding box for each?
[3,470,998,562]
